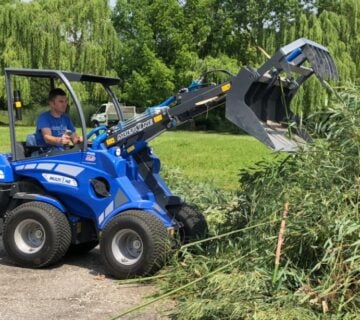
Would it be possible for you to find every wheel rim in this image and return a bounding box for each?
[111,229,143,266]
[14,219,46,254]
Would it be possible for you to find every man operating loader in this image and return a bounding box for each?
[35,88,82,150]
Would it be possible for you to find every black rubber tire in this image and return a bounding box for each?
[168,203,208,244]
[68,240,99,254]
[92,120,99,128]
[3,201,71,268]
[100,210,169,279]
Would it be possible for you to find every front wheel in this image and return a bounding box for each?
[168,203,208,244]
[3,201,71,268]
[100,210,169,279]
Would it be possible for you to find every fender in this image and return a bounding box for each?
[13,192,66,213]
[98,201,175,230]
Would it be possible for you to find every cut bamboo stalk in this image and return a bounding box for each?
[272,201,289,285]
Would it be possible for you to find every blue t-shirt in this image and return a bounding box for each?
[35,111,75,148]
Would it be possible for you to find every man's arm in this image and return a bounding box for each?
[41,128,71,146]
[66,117,83,144]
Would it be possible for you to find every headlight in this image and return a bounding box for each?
[115,147,121,157]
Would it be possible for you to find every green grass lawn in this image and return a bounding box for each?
[150,131,274,190]
[0,126,32,152]
[0,126,275,191]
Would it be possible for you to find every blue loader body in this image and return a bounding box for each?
[4,146,175,230]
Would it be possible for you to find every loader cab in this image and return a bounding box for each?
[4,68,123,161]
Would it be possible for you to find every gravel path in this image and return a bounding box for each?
[0,234,170,320]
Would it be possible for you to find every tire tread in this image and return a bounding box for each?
[3,201,71,267]
[100,210,168,279]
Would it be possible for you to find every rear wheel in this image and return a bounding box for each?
[92,120,99,128]
[100,210,168,279]
[3,201,71,268]
[168,203,208,244]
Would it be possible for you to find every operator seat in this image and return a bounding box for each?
[25,133,42,156]
[14,142,25,159]
[26,133,37,147]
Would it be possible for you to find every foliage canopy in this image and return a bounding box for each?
[0,0,358,117]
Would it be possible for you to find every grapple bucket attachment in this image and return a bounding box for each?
[226,38,338,151]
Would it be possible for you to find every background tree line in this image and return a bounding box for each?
[0,0,359,127]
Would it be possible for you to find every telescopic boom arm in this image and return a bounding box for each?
[97,38,338,154]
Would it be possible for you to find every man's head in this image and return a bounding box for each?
[48,88,66,101]
[48,88,68,116]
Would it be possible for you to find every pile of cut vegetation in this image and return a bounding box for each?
[157,88,359,319]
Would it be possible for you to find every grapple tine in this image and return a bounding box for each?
[326,51,339,80]
[302,44,338,81]
[225,38,338,152]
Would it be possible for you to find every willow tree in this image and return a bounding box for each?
[249,1,358,117]
[0,0,121,105]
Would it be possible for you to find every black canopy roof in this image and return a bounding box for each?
[4,68,121,86]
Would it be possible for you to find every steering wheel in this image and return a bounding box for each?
[86,125,110,150]
[86,125,107,140]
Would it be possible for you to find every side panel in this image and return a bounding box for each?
[0,154,15,183]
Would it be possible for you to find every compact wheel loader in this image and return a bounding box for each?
[0,38,338,278]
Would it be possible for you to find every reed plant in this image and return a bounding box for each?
[122,86,360,319]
